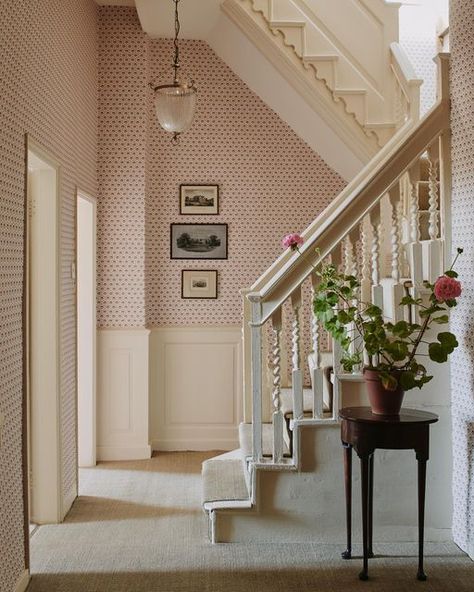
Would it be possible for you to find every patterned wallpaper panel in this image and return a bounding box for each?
[96,8,346,329]
[145,39,346,327]
[0,1,98,590]
[98,7,148,328]
[450,0,474,558]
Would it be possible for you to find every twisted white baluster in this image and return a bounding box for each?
[271,309,284,462]
[311,276,324,418]
[428,153,440,240]
[409,168,420,243]
[369,209,384,312]
[391,199,402,283]
[291,292,303,421]
[344,235,357,278]
[360,217,371,303]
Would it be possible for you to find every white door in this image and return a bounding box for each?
[27,141,61,524]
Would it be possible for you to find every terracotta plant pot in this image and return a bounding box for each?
[364,368,405,416]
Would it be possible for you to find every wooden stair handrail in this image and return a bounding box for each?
[247,54,449,326]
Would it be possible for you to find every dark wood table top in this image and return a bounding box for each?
[339,407,439,425]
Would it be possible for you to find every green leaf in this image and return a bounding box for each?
[385,341,409,361]
[429,342,448,363]
[326,291,339,306]
[444,270,458,278]
[419,305,444,318]
[399,371,417,390]
[314,298,330,314]
[392,320,411,338]
[365,305,383,318]
[446,299,457,308]
[438,332,458,352]
[379,371,398,391]
[431,315,449,324]
[337,310,353,324]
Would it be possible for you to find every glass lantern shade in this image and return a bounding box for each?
[154,83,197,134]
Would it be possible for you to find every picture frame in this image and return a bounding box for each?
[181,270,218,299]
[170,223,228,260]
[180,184,219,215]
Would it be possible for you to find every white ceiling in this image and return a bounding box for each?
[95,0,135,6]
[94,0,221,40]
[135,0,222,40]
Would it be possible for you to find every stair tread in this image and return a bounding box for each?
[202,457,249,505]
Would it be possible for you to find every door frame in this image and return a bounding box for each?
[24,135,62,528]
[75,190,97,470]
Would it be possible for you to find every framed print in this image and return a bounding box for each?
[180,184,219,215]
[181,270,218,299]
[170,223,228,260]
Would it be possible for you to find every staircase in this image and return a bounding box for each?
[202,54,451,543]
[223,0,423,163]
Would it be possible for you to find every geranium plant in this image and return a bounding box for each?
[282,233,462,392]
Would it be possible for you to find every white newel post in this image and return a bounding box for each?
[291,290,304,420]
[248,294,263,462]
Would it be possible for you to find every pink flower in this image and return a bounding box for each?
[434,275,462,302]
[282,233,304,251]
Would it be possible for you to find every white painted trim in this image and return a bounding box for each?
[150,326,242,451]
[14,570,31,592]
[76,191,97,469]
[96,446,152,461]
[220,2,376,165]
[151,438,239,452]
[97,328,151,462]
[26,137,63,524]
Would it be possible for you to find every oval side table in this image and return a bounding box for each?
[339,406,438,581]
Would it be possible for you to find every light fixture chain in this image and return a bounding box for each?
[173,0,181,84]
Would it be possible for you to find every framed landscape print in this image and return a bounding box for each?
[180,184,219,215]
[181,270,218,299]
[170,223,228,260]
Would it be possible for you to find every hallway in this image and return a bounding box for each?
[28,452,474,592]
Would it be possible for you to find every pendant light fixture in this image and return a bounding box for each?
[150,0,197,142]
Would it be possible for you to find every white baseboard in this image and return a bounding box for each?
[151,439,239,452]
[97,445,152,461]
[15,570,30,592]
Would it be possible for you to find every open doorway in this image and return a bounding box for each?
[26,139,61,528]
[76,192,97,470]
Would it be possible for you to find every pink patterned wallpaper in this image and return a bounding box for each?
[0,1,98,589]
[450,0,474,558]
[97,8,346,329]
[98,7,148,328]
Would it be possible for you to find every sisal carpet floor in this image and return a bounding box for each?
[28,452,473,592]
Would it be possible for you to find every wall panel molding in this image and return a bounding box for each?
[150,326,242,451]
[97,329,151,460]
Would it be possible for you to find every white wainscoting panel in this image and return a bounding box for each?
[150,326,242,451]
[97,329,151,460]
